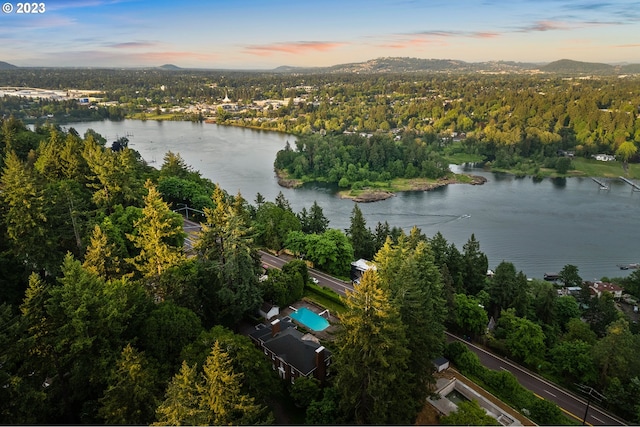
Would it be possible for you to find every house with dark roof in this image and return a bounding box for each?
[249,318,331,383]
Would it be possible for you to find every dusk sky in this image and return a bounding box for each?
[1,0,640,68]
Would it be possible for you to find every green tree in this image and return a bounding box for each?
[452,293,488,338]
[549,340,597,385]
[127,179,186,300]
[195,186,262,326]
[374,234,447,414]
[153,361,202,426]
[558,264,582,288]
[0,151,49,272]
[496,309,546,368]
[83,224,121,280]
[616,140,637,172]
[564,317,598,345]
[290,376,322,408]
[303,229,354,276]
[528,398,564,426]
[140,301,202,377]
[19,255,151,422]
[83,140,142,211]
[197,342,268,425]
[98,344,160,425]
[584,292,621,337]
[462,233,488,295]
[254,201,301,251]
[334,269,412,424]
[346,204,375,260]
[180,325,281,408]
[299,200,330,234]
[556,295,581,331]
[593,319,640,386]
[488,261,529,319]
[305,387,340,425]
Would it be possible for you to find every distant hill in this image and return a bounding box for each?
[539,59,615,74]
[158,64,181,70]
[272,57,539,74]
[271,57,640,75]
[620,63,640,74]
[0,61,18,70]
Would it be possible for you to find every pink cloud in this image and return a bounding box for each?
[472,32,499,39]
[377,30,499,50]
[378,37,442,50]
[614,43,640,48]
[244,41,346,57]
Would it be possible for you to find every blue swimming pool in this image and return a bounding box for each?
[290,307,330,332]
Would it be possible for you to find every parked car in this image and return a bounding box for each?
[312,277,319,284]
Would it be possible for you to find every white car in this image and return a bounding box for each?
[312,277,319,284]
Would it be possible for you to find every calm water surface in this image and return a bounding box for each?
[63,120,640,281]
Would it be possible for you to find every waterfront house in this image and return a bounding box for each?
[249,318,332,383]
[588,281,623,299]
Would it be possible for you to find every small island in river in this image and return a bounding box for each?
[277,168,487,202]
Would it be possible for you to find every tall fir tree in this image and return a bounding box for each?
[197,342,267,425]
[98,344,160,425]
[334,269,412,424]
[0,150,50,272]
[462,233,489,295]
[374,234,447,417]
[195,186,262,325]
[346,203,375,260]
[153,361,203,426]
[127,179,186,300]
[83,224,121,280]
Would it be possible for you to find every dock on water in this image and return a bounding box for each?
[591,177,609,190]
[619,176,640,191]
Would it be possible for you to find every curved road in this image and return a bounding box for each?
[446,333,625,426]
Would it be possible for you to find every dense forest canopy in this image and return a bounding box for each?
[2,68,639,173]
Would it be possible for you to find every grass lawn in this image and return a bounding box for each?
[302,291,346,316]
[569,158,640,179]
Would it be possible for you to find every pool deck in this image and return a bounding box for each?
[239,298,340,343]
[280,299,340,342]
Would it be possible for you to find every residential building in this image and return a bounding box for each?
[588,281,623,299]
[249,318,331,383]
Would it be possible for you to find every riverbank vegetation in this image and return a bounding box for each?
[2,104,640,423]
[2,67,639,181]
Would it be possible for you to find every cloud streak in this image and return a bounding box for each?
[244,41,347,56]
[108,41,160,49]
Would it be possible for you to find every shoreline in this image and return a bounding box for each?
[338,174,488,202]
[276,169,488,203]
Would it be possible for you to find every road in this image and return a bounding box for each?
[446,332,625,426]
[258,250,354,296]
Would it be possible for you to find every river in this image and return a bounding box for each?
[60,119,640,281]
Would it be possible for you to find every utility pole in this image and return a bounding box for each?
[575,383,605,425]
